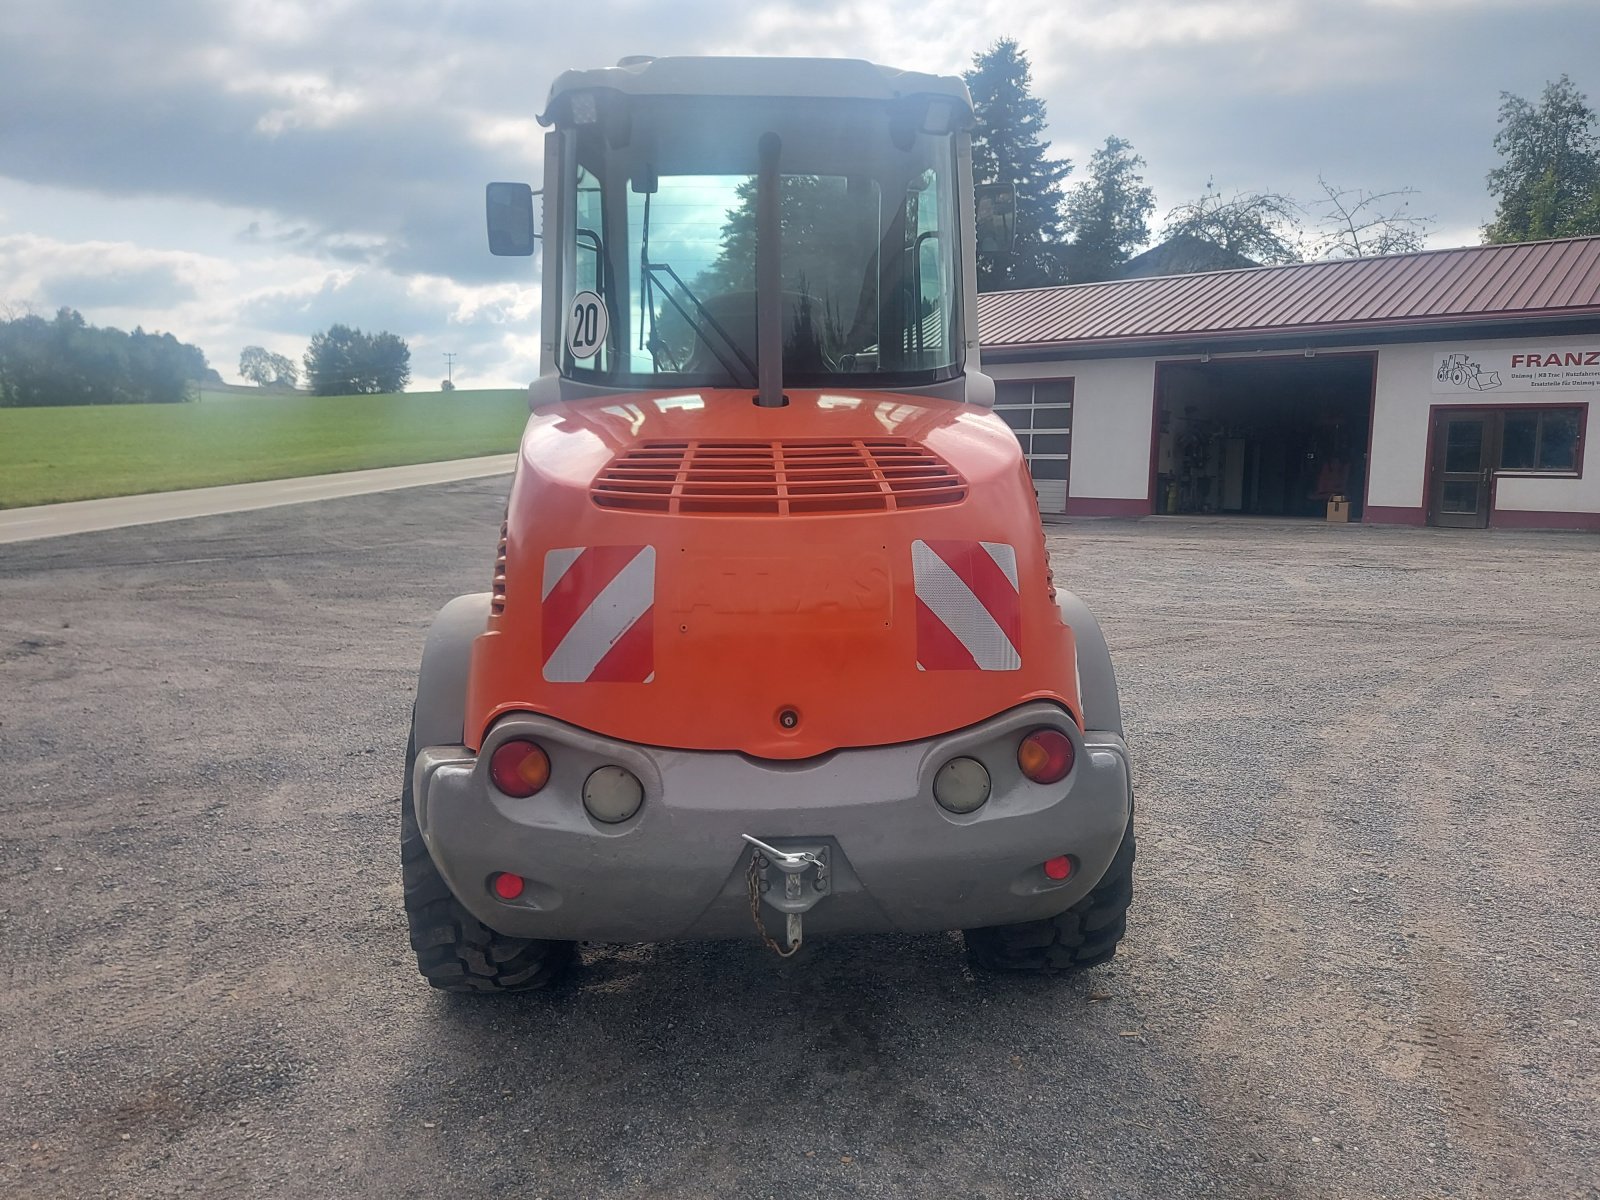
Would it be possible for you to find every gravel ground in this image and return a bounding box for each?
[0,482,1595,1200]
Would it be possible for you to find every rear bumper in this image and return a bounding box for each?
[413,701,1131,943]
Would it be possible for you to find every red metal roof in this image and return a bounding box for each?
[977,237,1600,354]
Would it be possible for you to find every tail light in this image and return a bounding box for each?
[489,739,550,797]
[1018,729,1075,784]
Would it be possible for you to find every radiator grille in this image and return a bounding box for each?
[591,438,966,516]
[490,520,508,615]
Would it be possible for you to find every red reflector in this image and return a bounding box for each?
[1018,729,1075,784]
[1043,856,1072,881]
[489,739,550,798]
[492,872,525,901]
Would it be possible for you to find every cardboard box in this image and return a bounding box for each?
[1326,495,1350,523]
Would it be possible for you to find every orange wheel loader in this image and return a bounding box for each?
[401,55,1134,991]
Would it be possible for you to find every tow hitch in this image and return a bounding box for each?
[741,834,831,957]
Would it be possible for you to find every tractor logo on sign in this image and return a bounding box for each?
[1435,353,1501,391]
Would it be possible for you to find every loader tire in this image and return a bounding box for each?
[963,827,1134,974]
[401,733,575,992]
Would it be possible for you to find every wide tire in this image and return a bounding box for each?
[964,827,1134,973]
[401,734,575,992]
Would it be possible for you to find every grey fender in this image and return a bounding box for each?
[413,593,491,749]
[1056,591,1123,738]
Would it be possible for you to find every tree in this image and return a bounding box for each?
[1161,181,1303,265]
[304,326,357,395]
[965,39,1073,290]
[303,325,411,395]
[367,331,411,394]
[239,345,299,389]
[1062,136,1155,283]
[1484,75,1600,243]
[1154,175,1438,274]
[693,174,876,310]
[0,307,207,406]
[667,174,869,367]
[1305,176,1434,259]
[440,378,456,391]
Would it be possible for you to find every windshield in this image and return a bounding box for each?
[559,96,962,390]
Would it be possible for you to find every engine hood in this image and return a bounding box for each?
[463,388,1081,759]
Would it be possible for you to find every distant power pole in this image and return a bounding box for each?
[443,352,457,385]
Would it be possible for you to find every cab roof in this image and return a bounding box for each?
[542,55,972,118]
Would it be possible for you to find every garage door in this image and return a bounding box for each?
[994,379,1073,516]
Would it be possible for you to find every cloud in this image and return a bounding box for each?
[0,234,226,315]
[234,266,541,387]
[0,1,760,280]
[0,0,1595,386]
[238,220,383,264]
[37,263,199,311]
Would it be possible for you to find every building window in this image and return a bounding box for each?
[1499,407,1582,473]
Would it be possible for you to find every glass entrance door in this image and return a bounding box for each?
[1429,412,1494,529]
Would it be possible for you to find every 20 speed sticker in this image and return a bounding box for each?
[566,290,608,360]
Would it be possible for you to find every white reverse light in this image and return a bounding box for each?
[933,756,991,814]
[583,765,644,824]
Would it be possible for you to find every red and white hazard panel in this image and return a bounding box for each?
[911,539,1021,671]
[541,545,656,683]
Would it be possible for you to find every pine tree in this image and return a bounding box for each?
[648,176,867,370]
[965,39,1073,290]
[1063,136,1155,283]
[697,175,878,304]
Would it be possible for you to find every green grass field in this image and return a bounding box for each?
[0,388,529,508]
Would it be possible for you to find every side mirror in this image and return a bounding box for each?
[486,182,536,256]
[975,183,1017,256]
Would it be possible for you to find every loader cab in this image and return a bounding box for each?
[489,57,989,406]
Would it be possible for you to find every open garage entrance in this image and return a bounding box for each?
[1153,354,1375,519]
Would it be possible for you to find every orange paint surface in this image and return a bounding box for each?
[463,388,1080,759]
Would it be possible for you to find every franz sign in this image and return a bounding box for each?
[1433,346,1600,394]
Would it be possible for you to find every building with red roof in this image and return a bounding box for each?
[977,236,1600,530]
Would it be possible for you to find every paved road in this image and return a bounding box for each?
[0,454,518,544]
[0,488,1594,1199]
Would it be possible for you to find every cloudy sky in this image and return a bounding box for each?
[1,0,1596,389]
